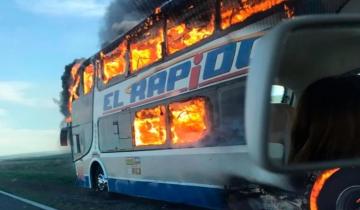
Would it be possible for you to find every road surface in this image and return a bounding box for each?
[0,190,55,210]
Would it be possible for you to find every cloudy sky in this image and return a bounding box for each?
[0,0,111,156]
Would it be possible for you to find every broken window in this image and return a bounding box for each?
[220,0,285,30]
[169,97,210,145]
[83,64,94,94]
[166,0,215,54]
[129,16,164,73]
[133,105,167,146]
[101,41,127,84]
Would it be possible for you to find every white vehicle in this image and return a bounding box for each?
[59,0,353,209]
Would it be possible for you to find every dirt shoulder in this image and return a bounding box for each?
[0,154,203,210]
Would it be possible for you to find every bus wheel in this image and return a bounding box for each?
[92,166,108,192]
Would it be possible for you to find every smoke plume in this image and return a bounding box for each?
[99,0,168,46]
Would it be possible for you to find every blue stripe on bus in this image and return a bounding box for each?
[107,178,226,209]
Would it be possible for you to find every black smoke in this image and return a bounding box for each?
[99,0,168,46]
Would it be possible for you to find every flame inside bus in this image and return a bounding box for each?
[67,62,82,119]
[167,7,215,54]
[134,105,167,146]
[169,98,209,145]
[102,41,127,84]
[220,0,286,30]
[83,64,94,95]
[130,21,164,73]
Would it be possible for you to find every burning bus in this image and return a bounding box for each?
[59,0,351,209]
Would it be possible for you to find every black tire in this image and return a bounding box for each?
[316,167,360,210]
[91,166,108,192]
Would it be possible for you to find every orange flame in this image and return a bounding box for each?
[68,62,82,116]
[134,105,167,146]
[310,168,340,210]
[169,98,209,144]
[155,7,161,15]
[284,4,295,18]
[220,0,286,30]
[101,41,127,84]
[83,64,94,95]
[65,116,72,123]
[130,24,164,73]
[167,14,215,54]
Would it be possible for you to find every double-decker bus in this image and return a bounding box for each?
[59,0,350,209]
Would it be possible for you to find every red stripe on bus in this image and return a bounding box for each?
[189,66,201,90]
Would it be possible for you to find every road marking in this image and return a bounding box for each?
[0,190,57,210]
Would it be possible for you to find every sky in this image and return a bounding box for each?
[0,0,111,156]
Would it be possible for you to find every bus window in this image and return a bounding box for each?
[99,111,132,152]
[129,17,164,73]
[69,63,81,101]
[218,83,246,144]
[169,97,210,145]
[166,0,215,55]
[68,63,82,116]
[271,85,285,103]
[220,0,285,30]
[101,41,127,84]
[133,105,167,146]
[83,64,94,95]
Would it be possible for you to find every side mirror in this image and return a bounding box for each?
[246,15,360,172]
[60,128,69,146]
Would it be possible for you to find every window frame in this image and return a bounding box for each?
[82,63,95,95]
[164,0,217,55]
[98,110,133,153]
[217,78,247,145]
[96,79,249,154]
[131,104,170,150]
[71,68,82,101]
[168,96,212,147]
[128,13,166,74]
[131,87,217,150]
[99,39,129,87]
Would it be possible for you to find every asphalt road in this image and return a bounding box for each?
[0,191,54,210]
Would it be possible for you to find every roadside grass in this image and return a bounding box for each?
[0,154,81,209]
[0,154,75,184]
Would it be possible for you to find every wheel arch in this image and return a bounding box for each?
[89,158,108,189]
